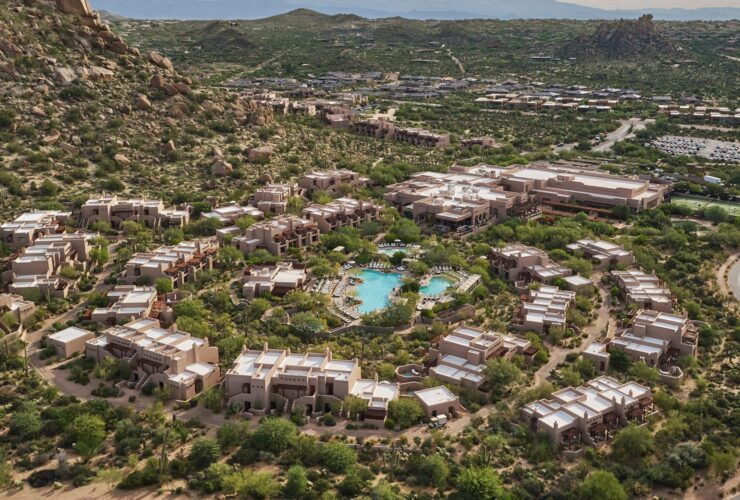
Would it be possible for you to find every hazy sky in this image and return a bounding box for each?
[565,0,739,8]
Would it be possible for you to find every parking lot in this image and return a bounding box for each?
[651,135,740,162]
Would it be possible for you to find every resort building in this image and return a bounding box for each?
[225,345,400,426]
[567,239,634,270]
[351,119,451,148]
[393,127,450,148]
[429,325,536,389]
[242,263,307,299]
[499,162,668,214]
[583,310,698,371]
[4,232,97,299]
[232,215,320,256]
[522,375,655,449]
[348,378,401,426]
[90,285,158,325]
[121,240,217,288]
[47,326,95,358]
[85,318,220,401]
[80,195,190,229]
[298,170,367,195]
[611,270,673,312]
[303,198,382,233]
[250,184,301,215]
[384,172,531,234]
[444,162,669,215]
[1,210,72,251]
[517,286,576,333]
[0,293,36,334]
[413,386,462,418]
[202,203,264,225]
[490,244,552,282]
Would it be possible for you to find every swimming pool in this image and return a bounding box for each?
[355,269,403,314]
[420,276,454,297]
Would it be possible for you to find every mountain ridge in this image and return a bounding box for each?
[88,0,740,21]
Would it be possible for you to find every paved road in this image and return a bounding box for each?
[592,117,653,152]
[721,253,740,302]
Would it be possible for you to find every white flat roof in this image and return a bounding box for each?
[414,386,458,407]
[49,326,93,344]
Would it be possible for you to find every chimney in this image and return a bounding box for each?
[263,342,268,353]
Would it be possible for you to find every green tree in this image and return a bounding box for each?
[163,227,184,245]
[9,404,42,439]
[485,358,521,394]
[218,245,243,270]
[319,442,357,474]
[283,465,309,498]
[611,424,654,464]
[629,360,660,385]
[217,421,251,452]
[387,398,424,429]
[155,277,173,294]
[290,311,327,338]
[69,414,107,462]
[189,437,221,470]
[577,470,627,500]
[343,395,369,420]
[703,206,728,224]
[454,466,506,500]
[386,218,421,243]
[251,418,297,454]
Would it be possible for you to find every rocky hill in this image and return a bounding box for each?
[558,14,679,60]
[0,0,272,219]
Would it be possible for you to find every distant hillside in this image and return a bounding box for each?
[558,14,679,60]
[88,0,740,21]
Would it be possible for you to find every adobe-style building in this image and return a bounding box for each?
[611,270,674,313]
[522,376,655,449]
[4,232,97,299]
[384,172,531,234]
[0,293,36,334]
[490,244,552,282]
[202,203,264,225]
[498,162,668,214]
[414,386,462,418]
[567,239,634,270]
[250,184,301,215]
[303,198,382,233]
[429,325,536,389]
[121,240,217,288]
[583,310,698,371]
[393,127,450,148]
[225,345,400,426]
[1,210,72,251]
[298,170,366,196]
[47,326,95,358]
[242,263,307,299]
[80,195,190,229]
[90,285,158,325]
[516,286,576,333]
[85,318,220,401]
[232,216,320,256]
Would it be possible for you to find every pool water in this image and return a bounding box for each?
[355,270,403,314]
[421,276,454,297]
[377,247,408,256]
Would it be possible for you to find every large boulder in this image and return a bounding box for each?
[54,66,76,85]
[113,153,131,167]
[55,0,93,16]
[135,94,152,110]
[211,160,233,177]
[148,51,174,72]
[149,74,166,89]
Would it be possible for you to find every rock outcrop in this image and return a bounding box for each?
[558,14,678,60]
